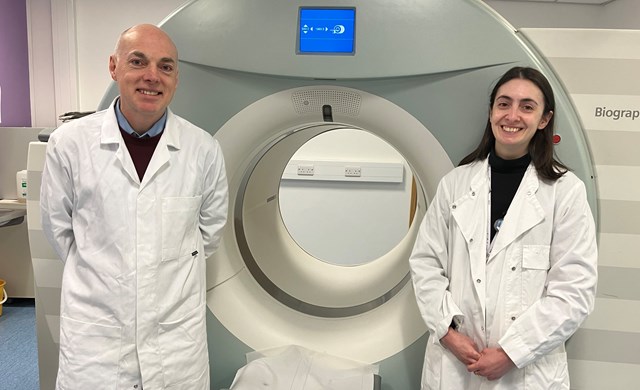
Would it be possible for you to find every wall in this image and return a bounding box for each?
[522,28,640,389]
[74,0,189,112]
[26,0,187,127]
[0,0,31,126]
[601,0,640,29]
[484,0,640,29]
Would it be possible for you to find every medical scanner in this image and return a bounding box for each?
[26,0,597,388]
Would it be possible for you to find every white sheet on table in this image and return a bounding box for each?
[229,345,379,390]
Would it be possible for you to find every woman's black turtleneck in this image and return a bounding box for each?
[489,151,531,240]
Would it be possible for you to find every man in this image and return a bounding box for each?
[40,24,228,389]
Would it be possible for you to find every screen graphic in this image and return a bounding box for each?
[298,8,356,55]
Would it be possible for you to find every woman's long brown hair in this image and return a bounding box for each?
[459,66,568,181]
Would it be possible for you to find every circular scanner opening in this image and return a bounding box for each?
[207,85,453,361]
[235,124,424,318]
[279,128,416,266]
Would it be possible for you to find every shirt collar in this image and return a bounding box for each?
[114,97,167,138]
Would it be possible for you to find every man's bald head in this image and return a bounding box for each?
[108,24,179,133]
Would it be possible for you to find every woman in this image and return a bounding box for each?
[409,66,597,389]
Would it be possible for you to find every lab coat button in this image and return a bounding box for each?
[476,279,481,283]
[469,238,474,243]
[511,316,516,321]
[511,266,516,271]
[452,204,457,209]
[471,191,476,196]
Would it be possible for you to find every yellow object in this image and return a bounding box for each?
[0,279,6,316]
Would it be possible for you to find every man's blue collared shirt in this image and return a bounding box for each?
[115,98,167,138]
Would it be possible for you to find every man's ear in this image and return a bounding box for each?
[109,56,117,81]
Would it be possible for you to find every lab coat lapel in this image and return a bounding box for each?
[488,165,544,262]
[451,163,488,248]
[140,110,180,189]
[101,103,140,185]
[141,136,170,188]
[451,161,489,313]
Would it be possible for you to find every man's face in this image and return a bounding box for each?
[109,26,178,131]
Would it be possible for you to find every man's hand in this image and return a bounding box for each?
[466,347,515,381]
[440,328,482,365]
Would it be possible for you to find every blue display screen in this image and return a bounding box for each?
[297,7,356,55]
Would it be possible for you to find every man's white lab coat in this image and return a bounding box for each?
[410,158,597,390]
[41,101,228,389]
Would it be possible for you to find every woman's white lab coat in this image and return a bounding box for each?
[40,101,228,389]
[409,158,597,390]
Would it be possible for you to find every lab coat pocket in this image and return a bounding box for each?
[162,195,201,262]
[524,352,569,389]
[57,316,122,389]
[158,303,208,386]
[522,245,550,306]
[522,245,550,270]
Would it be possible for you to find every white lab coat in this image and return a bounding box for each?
[409,158,597,390]
[40,100,228,390]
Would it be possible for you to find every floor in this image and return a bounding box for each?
[0,298,40,390]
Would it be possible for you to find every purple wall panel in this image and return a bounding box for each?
[0,0,31,126]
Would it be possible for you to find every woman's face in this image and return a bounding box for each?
[489,78,552,159]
